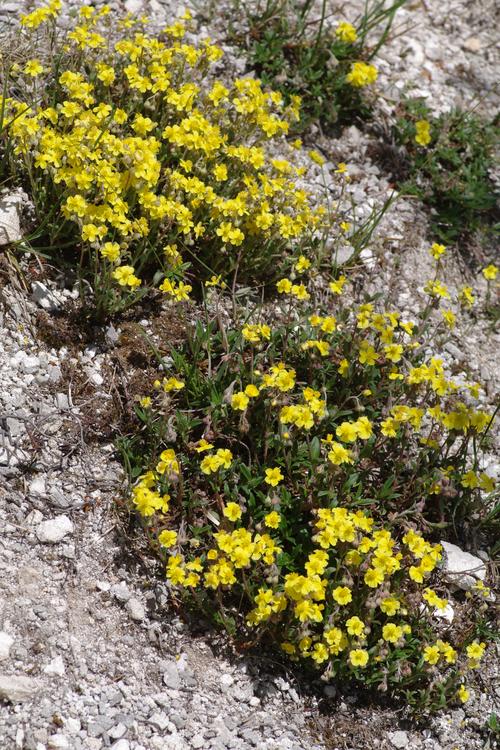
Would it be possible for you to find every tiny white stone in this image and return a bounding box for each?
[36,515,74,544]
[433,602,455,624]
[29,477,46,496]
[19,355,40,375]
[31,281,61,311]
[110,740,130,750]
[0,674,38,702]
[388,730,409,749]
[220,673,234,688]
[463,36,481,52]
[126,597,145,622]
[65,718,81,734]
[108,723,127,740]
[47,735,69,749]
[111,582,131,603]
[124,0,143,13]
[43,655,65,676]
[0,190,23,246]
[0,632,14,661]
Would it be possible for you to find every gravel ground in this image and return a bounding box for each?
[0,1,498,749]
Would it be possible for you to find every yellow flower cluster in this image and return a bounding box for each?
[160,495,467,676]
[125,271,494,703]
[415,119,432,146]
[166,526,282,590]
[20,0,61,28]
[335,22,358,44]
[5,4,326,308]
[346,61,378,87]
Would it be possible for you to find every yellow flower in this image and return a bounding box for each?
[457,684,470,703]
[132,113,156,136]
[200,454,222,474]
[415,120,431,147]
[329,275,347,294]
[231,391,249,411]
[213,164,228,181]
[327,442,353,466]
[100,242,120,262]
[264,511,281,529]
[24,59,44,77]
[423,645,440,665]
[96,63,116,85]
[215,448,232,469]
[338,358,349,376]
[422,588,448,610]
[264,467,284,486]
[429,242,446,259]
[216,221,245,246]
[139,396,151,408]
[466,641,485,661]
[335,421,358,443]
[276,278,292,294]
[309,150,325,166]
[158,530,178,548]
[291,283,310,301]
[358,341,377,366]
[346,616,364,637]
[346,62,378,87]
[482,264,498,280]
[244,384,260,398]
[438,641,457,664]
[332,586,352,606]
[380,597,400,616]
[295,255,311,273]
[81,223,105,243]
[459,286,475,308]
[194,439,213,453]
[223,502,242,522]
[409,565,424,583]
[382,623,403,644]
[112,265,141,288]
[163,377,185,392]
[364,568,384,588]
[205,274,225,288]
[354,417,373,440]
[311,643,329,664]
[424,280,450,299]
[349,648,369,667]
[335,22,357,43]
[384,344,403,363]
[441,309,456,329]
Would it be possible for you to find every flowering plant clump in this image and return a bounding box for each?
[391,99,500,243]
[241,0,405,131]
[1,2,326,316]
[121,254,497,711]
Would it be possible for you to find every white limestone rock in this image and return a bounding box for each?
[0,190,23,246]
[440,541,487,590]
[36,515,74,544]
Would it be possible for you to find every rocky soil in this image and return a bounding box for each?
[0,1,498,750]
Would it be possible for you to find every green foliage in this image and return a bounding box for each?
[393,100,500,243]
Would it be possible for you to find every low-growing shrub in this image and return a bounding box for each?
[235,0,407,132]
[121,250,497,712]
[390,100,499,244]
[0,1,327,317]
